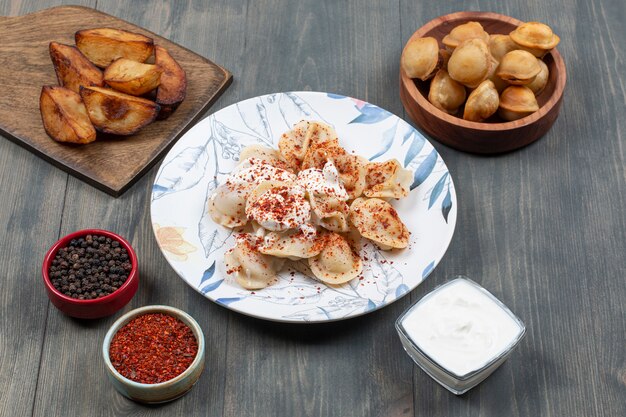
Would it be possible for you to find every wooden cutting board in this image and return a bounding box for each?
[0,6,232,196]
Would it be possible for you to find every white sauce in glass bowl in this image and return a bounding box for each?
[401,279,523,376]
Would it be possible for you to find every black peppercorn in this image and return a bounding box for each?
[49,234,132,299]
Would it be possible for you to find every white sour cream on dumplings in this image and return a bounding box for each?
[245,184,311,231]
[296,161,349,201]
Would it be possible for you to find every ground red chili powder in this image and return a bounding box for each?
[109,313,198,384]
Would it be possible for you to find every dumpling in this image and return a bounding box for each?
[340,227,364,253]
[301,143,367,199]
[297,161,351,232]
[258,227,326,260]
[239,144,292,171]
[333,154,368,199]
[245,180,311,232]
[349,198,410,249]
[208,159,295,228]
[278,121,339,171]
[312,199,350,232]
[208,183,248,227]
[232,157,296,183]
[308,233,363,284]
[300,140,342,169]
[364,159,413,199]
[224,233,286,290]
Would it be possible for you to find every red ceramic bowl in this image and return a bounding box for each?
[42,229,139,319]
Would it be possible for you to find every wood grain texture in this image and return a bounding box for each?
[220,1,414,416]
[0,5,232,196]
[400,11,566,154]
[0,5,92,417]
[0,0,624,417]
[0,134,69,417]
[31,1,242,416]
[401,1,626,416]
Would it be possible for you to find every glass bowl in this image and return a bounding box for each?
[395,276,526,394]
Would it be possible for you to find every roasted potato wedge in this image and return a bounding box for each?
[75,28,154,68]
[80,86,160,135]
[49,42,104,93]
[155,45,187,119]
[104,58,162,95]
[40,86,96,144]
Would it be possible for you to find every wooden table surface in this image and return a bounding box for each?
[1,0,624,416]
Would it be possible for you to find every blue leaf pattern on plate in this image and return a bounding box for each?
[368,121,397,161]
[198,187,233,257]
[401,128,415,145]
[404,133,425,167]
[278,93,328,127]
[236,101,273,143]
[200,262,223,293]
[284,297,370,321]
[326,93,346,100]
[200,262,216,285]
[428,173,449,209]
[195,142,233,257]
[349,103,392,124]
[422,261,435,278]
[368,250,403,303]
[200,227,233,257]
[201,279,223,294]
[395,284,409,297]
[216,297,242,306]
[152,184,169,194]
[411,149,438,190]
[244,284,325,305]
[441,188,453,223]
[213,118,263,152]
[152,143,210,200]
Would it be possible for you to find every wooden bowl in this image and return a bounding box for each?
[400,11,566,154]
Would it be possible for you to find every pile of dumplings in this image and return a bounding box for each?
[401,21,560,122]
[208,121,413,290]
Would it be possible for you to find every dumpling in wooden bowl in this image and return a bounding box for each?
[349,198,410,250]
[224,233,286,290]
[364,159,413,199]
[308,233,363,284]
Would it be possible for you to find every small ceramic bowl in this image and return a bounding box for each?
[42,229,138,319]
[400,11,566,153]
[102,305,205,404]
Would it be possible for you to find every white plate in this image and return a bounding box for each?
[150,92,457,323]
